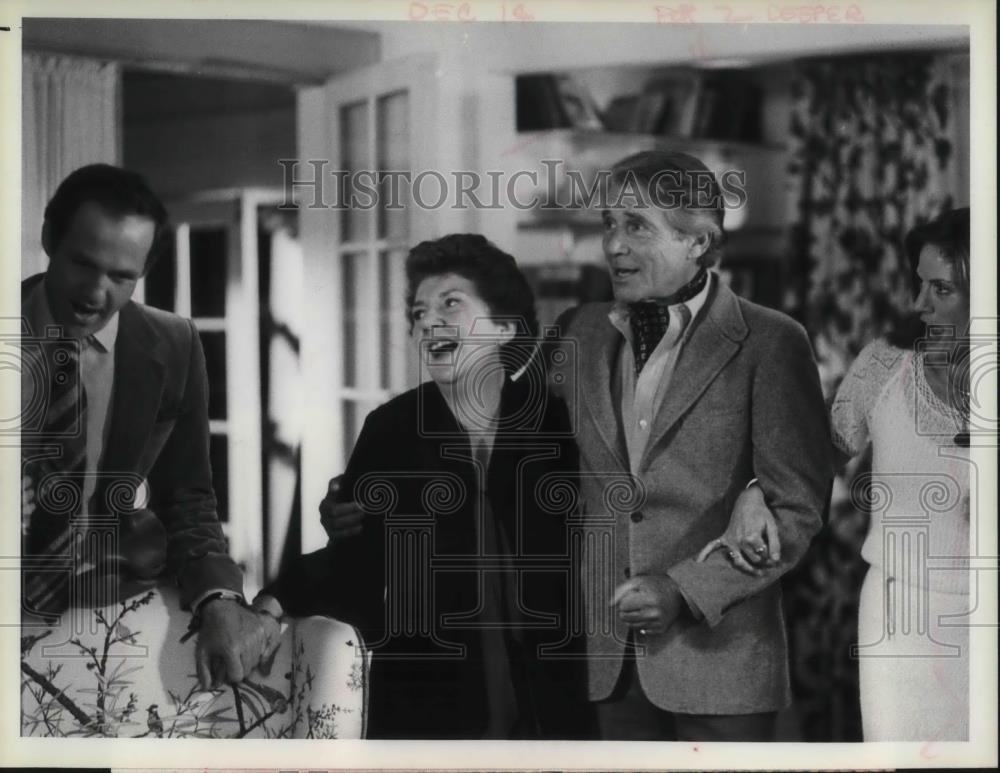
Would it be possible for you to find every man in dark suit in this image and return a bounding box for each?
[553,150,832,740]
[20,164,277,688]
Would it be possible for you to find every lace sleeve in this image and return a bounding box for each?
[830,338,904,458]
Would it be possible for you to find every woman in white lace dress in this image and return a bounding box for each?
[702,208,972,741]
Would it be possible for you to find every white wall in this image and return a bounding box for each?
[339,20,967,72]
[23,19,380,83]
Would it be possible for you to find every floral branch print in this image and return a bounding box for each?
[20,660,92,728]
[23,591,366,738]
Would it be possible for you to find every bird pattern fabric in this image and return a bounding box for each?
[21,585,369,738]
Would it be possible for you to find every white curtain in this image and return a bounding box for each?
[22,52,120,279]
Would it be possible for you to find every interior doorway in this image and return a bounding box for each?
[122,70,300,592]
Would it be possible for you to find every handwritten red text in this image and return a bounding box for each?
[409,2,476,20]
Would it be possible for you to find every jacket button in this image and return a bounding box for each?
[630,511,643,523]
[624,567,631,578]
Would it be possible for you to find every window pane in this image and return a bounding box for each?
[341,252,359,388]
[340,100,372,242]
[199,330,228,420]
[379,248,407,390]
[379,250,391,390]
[143,246,176,312]
[209,433,229,522]
[342,399,379,463]
[189,227,227,317]
[377,90,410,241]
[341,399,358,464]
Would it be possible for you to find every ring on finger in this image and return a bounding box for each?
[753,546,766,555]
[726,549,736,560]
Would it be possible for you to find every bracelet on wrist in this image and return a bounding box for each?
[180,592,246,643]
[196,591,246,614]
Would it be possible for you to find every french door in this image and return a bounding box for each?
[147,190,272,589]
[297,53,441,552]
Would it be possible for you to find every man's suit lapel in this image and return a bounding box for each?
[642,280,748,467]
[580,314,629,469]
[21,273,44,305]
[99,302,167,478]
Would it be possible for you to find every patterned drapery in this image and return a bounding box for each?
[782,52,966,742]
[788,53,962,382]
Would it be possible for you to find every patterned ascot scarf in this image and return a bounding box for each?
[627,267,708,377]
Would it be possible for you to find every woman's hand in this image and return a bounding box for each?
[319,476,363,543]
[696,483,781,575]
[610,574,685,636]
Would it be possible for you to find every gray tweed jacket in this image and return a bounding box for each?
[555,278,833,714]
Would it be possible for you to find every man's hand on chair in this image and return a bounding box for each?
[195,598,280,689]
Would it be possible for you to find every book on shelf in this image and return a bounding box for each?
[641,72,702,137]
[634,90,669,134]
[516,74,603,131]
[602,95,640,132]
[516,69,765,141]
[691,73,763,142]
[517,74,572,131]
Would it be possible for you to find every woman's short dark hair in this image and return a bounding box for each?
[405,233,538,374]
[44,164,173,273]
[610,150,726,268]
[889,207,970,348]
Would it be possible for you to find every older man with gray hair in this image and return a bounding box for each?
[554,150,832,741]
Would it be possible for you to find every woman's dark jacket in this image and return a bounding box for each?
[265,376,593,739]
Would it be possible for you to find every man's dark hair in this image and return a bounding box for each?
[44,164,173,273]
[405,233,539,374]
[889,207,971,349]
